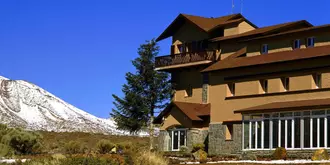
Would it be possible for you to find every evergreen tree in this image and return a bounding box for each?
[111,39,172,149]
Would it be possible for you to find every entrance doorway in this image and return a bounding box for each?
[171,129,187,151]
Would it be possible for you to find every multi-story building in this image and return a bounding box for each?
[154,13,330,155]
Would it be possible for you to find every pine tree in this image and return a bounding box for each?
[111,39,172,149]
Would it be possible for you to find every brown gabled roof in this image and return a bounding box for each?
[242,24,330,42]
[235,98,330,114]
[202,45,330,72]
[153,102,210,124]
[209,20,313,42]
[156,13,257,42]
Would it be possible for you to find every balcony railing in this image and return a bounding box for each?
[155,50,216,69]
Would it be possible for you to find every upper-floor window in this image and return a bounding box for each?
[178,44,186,53]
[313,73,322,89]
[261,44,268,54]
[228,83,235,96]
[260,79,268,93]
[281,77,290,91]
[293,39,301,49]
[307,37,315,47]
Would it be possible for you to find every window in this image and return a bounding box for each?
[293,39,301,49]
[178,44,186,53]
[170,129,187,151]
[313,73,322,89]
[185,85,193,97]
[225,124,233,140]
[228,83,235,96]
[242,110,330,150]
[307,37,315,47]
[261,44,268,54]
[282,77,289,91]
[260,79,268,93]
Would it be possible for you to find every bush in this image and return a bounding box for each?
[192,143,205,152]
[0,143,14,157]
[312,148,329,161]
[1,128,43,155]
[272,147,287,160]
[133,151,168,165]
[192,149,208,163]
[116,142,132,153]
[96,139,115,154]
[179,146,188,153]
[64,141,84,154]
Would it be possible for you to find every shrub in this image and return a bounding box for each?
[312,148,329,161]
[133,151,168,165]
[272,147,287,160]
[0,143,14,157]
[179,146,189,153]
[192,143,205,152]
[96,139,115,154]
[192,149,208,163]
[116,142,132,153]
[1,128,43,155]
[64,141,83,154]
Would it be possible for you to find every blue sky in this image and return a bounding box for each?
[0,0,329,118]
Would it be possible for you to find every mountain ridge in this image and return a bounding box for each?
[0,76,144,135]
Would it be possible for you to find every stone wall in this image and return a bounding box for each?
[208,123,242,155]
[157,130,171,151]
[202,84,208,103]
[187,129,208,151]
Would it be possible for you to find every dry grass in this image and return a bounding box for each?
[37,131,149,153]
[133,151,169,165]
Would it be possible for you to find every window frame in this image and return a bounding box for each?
[242,110,329,151]
[293,39,301,49]
[261,44,269,54]
[307,37,315,48]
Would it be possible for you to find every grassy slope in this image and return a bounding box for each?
[38,131,149,153]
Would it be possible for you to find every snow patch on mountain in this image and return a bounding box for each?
[0,76,146,135]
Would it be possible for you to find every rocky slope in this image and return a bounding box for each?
[0,76,141,135]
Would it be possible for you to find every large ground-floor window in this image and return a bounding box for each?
[169,129,187,151]
[242,110,330,150]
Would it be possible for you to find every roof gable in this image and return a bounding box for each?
[153,102,210,124]
[156,13,255,42]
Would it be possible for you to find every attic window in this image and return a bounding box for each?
[261,44,268,54]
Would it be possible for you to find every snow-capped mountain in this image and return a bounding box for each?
[0,76,141,135]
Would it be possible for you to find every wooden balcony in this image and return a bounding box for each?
[155,50,216,71]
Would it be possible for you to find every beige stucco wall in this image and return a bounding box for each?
[224,24,238,36]
[172,69,203,103]
[209,71,330,123]
[290,75,313,91]
[160,106,192,130]
[235,81,262,96]
[268,78,286,93]
[220,43,245,60]
[238,21,255,34]
[247,34,330,57]
[172,22,208,54]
